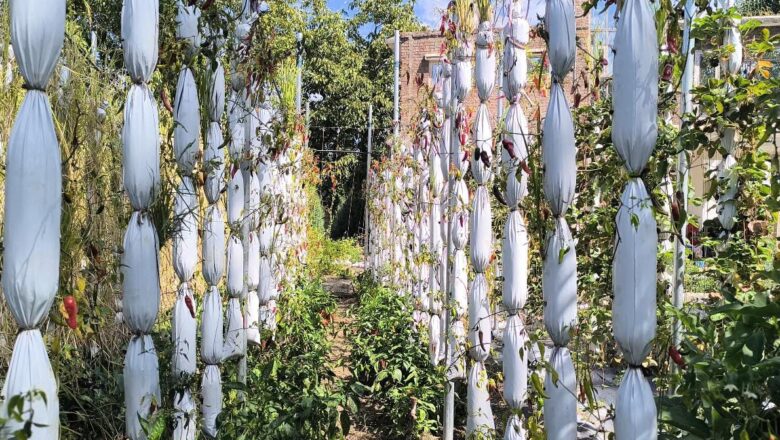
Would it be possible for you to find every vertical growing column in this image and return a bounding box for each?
[427,111,445,364]
[501,2,530,437]
[223,75,247,362]
[415,120,432,333]
[612,0,659,438]
[717,0,742,231]
[466,6,496,436]
[120,1,161,439]
[257,102,279,334]
[541,0,577,437]
[430,70,450,366]
[243,98,266,345]
[448,38,470,384]
[201,59,226,437]
[171,3,201,437]
[1,1,64,436]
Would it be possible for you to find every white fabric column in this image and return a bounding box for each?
[200,57,226,437]
[223,89,248,360]
[501,3,530,438]
[612,0,659,438]
[1,1,64,437]
[120,1,161,439]
[171,3,201,437]
[448,42,470,383]
[466,15,496,437]
[717,0,742,231]
[541,0,578,437]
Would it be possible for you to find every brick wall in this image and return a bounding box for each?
[396,2,592,144]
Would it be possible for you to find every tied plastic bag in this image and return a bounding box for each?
[201,286,224,364]
[259,223,274,256]
[475,21,496,101]
[246,290,261,345]
[173,390,197,440]
[3,93,61,329]
[466,361,495,437]
[247,231,260,291]
[615,368,657,440]
[202,204,226,286]
[203,122,224,205]
[543,218,577,346]
[720,126,738,155]
[721,23,743,76]
[245,107,261,158]
[717,155,738,230]
[545,0,576,78]
[261,301,278,332]
[122,213,160,334]
[428,314,442,366]
[247,170,261,231]
[451,181,470,250]
[11,0,65,89]
[223,298,246,360]
[201,365,222,438]
[613,179,657,365]
[208,61,225,122]
[121,0,159,84]
[123,85,161,210]
[450,249,468,317]
[227,167,244,224]
[259,256,276,304]
[502,211,528,312]
[448,320,467,380]
[544,347,577,440]
[453,45,473,102]
[172,284,197,377]
[506,167,528,209]
[172,178,199,282]
[503,315,528,408]
[471,105,494,184]
[503,103,529,171]
[468,274,492,362]
[124,335,161,440]
[175,2,201,59]
[0,330,59,438]
[503,16,529,101]
[470,186,492,273]
[174,67,201,175]
[439,118,451,179]
[504,414,525,440]
[542,83,576,216]
[612,0,658,175]
[228,90,246,161]
[226,235,244,298]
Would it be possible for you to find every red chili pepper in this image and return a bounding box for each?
[184,295,196,319]
[669,346,686,368]
[663,63,673,82]
[63,296,78,329]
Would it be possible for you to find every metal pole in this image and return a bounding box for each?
[295,32,303,115]
[673,0,696,352]
[393,30,400,139]
[364,104,373,259]
[304,100,311,150]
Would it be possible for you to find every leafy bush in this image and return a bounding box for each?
[348,274,443,438]
[219,281,354,439]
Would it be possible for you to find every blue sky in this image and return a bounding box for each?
[326,0,548,29]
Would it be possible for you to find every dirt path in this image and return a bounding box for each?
[323,269,378,440]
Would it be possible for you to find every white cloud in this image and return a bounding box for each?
[414,0,451,28]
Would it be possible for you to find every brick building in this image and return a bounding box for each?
[392,2,592,144]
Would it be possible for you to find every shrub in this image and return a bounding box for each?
[348,274,443,438]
